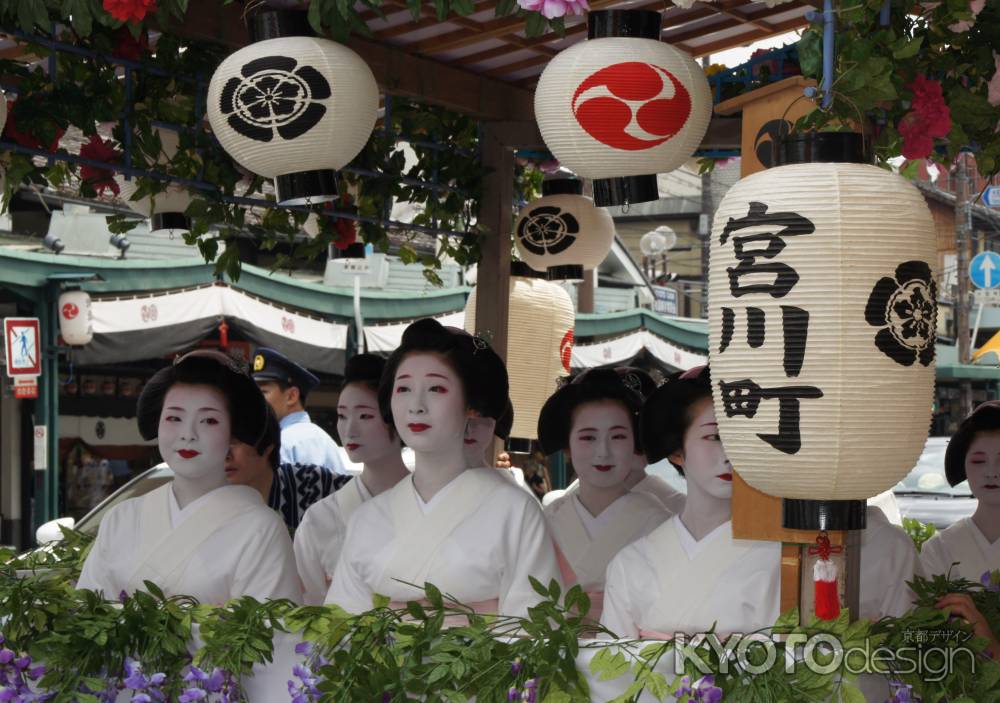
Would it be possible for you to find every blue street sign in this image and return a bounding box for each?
[984,186,1000,208]
[970,251,1000,289]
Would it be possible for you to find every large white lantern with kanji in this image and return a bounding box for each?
[465,264,575,441]
[118,126,192,237]
[514,177,615,280]
[207,10,377,206]
[59,290,92,346]
[534,10,711,208]
[708,133,937,530]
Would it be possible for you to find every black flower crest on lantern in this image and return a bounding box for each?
[517,205,579,256]
[219,56,331,142]
[864,260,937,367]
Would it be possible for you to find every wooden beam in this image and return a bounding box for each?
[685,15,809,57]
[409,0,622,56]
[664,2,806,44]
[498,1,784,85]
[168,1,537,122]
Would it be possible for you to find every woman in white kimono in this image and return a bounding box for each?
[325,318,560,618]
[601,366,782,639]
[77,350,301,605]
[294,354,410,605]
[541,368,685,514]
[538,368,671,623]
[921,401,1000,660]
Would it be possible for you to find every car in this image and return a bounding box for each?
[893,437,977,530]
[35,464,174,544]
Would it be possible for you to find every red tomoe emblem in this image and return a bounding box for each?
[571,62,692,151]
[559,329,574,373]
[62,303,79,320]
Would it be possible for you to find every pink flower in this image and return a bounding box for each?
[988,53,1000,108]
[517,0,587,19]
[948,0,985,32]
[79,134,121,196]
[103,0,157,23]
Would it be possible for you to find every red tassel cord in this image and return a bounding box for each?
[808,532,842,621]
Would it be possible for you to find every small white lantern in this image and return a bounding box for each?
[465,265,575,440]
[206,10,378,206]
[59,290,93,346]
[708,133,937,529]
[534,10,711,207]
[118,126,191,237]
[514,177,615,280]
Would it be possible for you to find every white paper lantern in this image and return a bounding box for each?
[59,290,93,346]
[118,126,192,237]
[514,179,615,280]
[465,270,575,440]
[708,140,936,524]
[206,11,378,206]
[534,10,711,207]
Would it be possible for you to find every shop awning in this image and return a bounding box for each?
[83,284,349,374]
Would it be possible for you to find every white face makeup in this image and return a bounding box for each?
[965,430,1000,508]
[463,415,496,468]
[390,352,469,453]
[671,397,733,500]
[337,382,398,464]
[567,400,637,490]
[158,384,232,483]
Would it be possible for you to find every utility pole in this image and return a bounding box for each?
[955,152,974,415]
[700,55,713,320]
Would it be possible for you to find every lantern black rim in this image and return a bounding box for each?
[593,175,659,208]
[547,264,584,281]
[782,498,867,531]
[275,169,339,206]
[249,9,315,42]
[511,261,548,279]
[150,212,191,234]
[588,10,662,40]
[776,132,871,166]
[541,177,584,197]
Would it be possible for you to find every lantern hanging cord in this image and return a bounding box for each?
[807,531,843,561]
[803,0,836,111]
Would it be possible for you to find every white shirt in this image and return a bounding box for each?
[77,484,301,605]
[326,468,561,618]
[280,411,350,475]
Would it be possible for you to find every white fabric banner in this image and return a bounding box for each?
[90,286,348,351]
[364,312,465,353]
[571,330,706,371]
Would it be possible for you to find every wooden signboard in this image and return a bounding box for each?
[715,76,818,178]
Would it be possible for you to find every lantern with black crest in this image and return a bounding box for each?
[534,10,711,208]
[513,176,615,281]
[207,9,378,206]
[708,132,937,532]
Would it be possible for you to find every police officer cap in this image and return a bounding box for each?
[251,347,320,394]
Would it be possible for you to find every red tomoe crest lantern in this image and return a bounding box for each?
[571,62,692,152]
[535,10,711,207]
[560,329,574,373]
[62,303,79,320]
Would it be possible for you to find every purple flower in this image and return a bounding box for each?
[183,666,208,683]
[131,694,152,703]
[0,651,14,666]
[12,657,29,672]
[692,675,723,703]
[205,669,225,693]
[27,665,45,681]
[295,641,313,657]
[981,570,1000,593]
[508,687,519,702]
[118,590,129,603]
[178,688,207,702]
[148,673,165,687]
[887,680,914,703]
[511,657,522,676]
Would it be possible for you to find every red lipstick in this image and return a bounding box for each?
[594,465,614,472]
[463,438,477,445]
[717,473,733,482]
[346,443,360,451]
[408,423,430,433]
[178,449,200,459]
